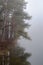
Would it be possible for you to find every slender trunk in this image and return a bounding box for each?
[2,55,5,65]
[7,51,10,65]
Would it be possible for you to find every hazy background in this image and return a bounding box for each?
[18,0,43,65]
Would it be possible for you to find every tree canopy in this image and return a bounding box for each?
[0,0,31,64]
[0,0,31,41]
[0,0,32,53]
[0,46,31,65]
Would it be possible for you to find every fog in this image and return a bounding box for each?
[18,0,43,65]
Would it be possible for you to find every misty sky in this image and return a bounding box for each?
[18,0,43,65]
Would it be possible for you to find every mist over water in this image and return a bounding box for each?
[19,0,43,65]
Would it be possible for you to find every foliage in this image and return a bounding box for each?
[0,0,31,40]
[0,0,31,65]
[2,46,31,65]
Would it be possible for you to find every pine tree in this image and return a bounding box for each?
[4,46,31,65]
[0,0,31,64]
[0,0,31,54]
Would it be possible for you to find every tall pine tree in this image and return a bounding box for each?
[0,0,31,51]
